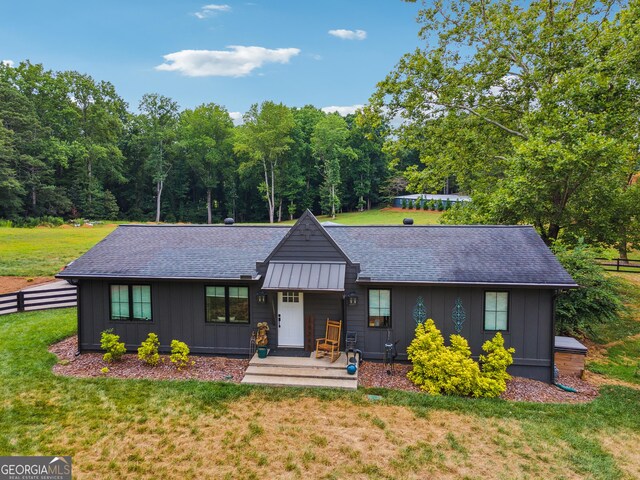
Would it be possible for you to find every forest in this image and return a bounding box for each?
[1,0,639,259]
[0,62,401,225]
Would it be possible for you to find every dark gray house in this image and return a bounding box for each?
[57,211,577,382]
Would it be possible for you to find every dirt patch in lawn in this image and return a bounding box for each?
[50,336,248,382]
[68,395,580,480]
[0,276,55,294]
[583,371,640,391]
[600,431,640,479]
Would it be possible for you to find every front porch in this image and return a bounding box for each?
[241,351,358,390]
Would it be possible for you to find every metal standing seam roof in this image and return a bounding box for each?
[57,222,577,288]
[262,261,346,291]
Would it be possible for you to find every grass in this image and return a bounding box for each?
[0,209,441,278]
[2,308,640,478]
[587,273,640,385]
[0,224,117,276]
[280,207,443,226]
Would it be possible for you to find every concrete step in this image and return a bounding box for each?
[241,373,357,390]
[249,353,347,369]
[245,365,354,379]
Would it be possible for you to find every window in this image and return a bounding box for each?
[281,291,300,303]
[368,289,391,328]
[110,285,152,321]
[206,286,249,324]
[484,291,509,331]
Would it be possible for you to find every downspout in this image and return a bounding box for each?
[551,288,577,393]
[550,289,558,384]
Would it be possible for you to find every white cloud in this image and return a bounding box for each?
[194,4,231,19]
[155,46,301,77]
[1,59,14,67]
[328,29,367,41]
[229,111,244,125]
[321,104,364,116]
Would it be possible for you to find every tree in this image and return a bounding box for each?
[62,71,127,218]
[139,93,179,222]
[0,123,25,216]
[311,114,354,218]
[234,102,295,223]
[368,0,639,245]
[177,103,234,224]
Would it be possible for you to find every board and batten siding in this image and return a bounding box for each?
[344,285,554,382]
[78,279,271,355]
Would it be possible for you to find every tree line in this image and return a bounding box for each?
[365,0,640,258]
[0,62,394,224]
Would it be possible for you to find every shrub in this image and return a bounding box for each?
[437,200,444,211]
[170,339,194,370]
[138,333,160,366]
[401,199,407,209]
[553,241,624,336]
[407,319,514,397]
[100,329,126,363]
[408,199,414,209]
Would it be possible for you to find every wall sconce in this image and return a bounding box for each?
[256,290,268,304]
[346,291,358,306]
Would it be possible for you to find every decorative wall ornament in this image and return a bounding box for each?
[452,297,466,333]
[413,296,427,326]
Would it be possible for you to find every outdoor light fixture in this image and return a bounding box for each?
[346,291,358,306]
[256,290,268,304]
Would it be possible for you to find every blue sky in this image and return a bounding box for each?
[1,1,424,118]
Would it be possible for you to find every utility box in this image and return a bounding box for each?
[555,336,588,378]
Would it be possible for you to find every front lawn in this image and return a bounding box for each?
[0,224,117,277]
[1,308,640,479]
[588,273,640,386]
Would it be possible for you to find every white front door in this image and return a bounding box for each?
[277,291,304,348]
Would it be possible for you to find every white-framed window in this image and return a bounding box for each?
[484,291,509,331]
[368,289,391,328]
[281,291,300,303]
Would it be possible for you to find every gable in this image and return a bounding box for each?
[263,210,353,264]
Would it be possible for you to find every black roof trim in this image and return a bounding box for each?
[356,279,578,289]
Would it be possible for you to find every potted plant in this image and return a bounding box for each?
[256,322,270,358]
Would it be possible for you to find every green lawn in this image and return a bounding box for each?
[588,273,640,385]
[1,308,640,479]
[0,224,117,276]
[281,208,443,225]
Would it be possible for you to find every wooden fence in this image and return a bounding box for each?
[0,285,77,315]
[594,258,640,273]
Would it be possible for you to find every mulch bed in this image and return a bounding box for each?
[50,336,248,382]
[358,360,599,403]
[50,337,599,402]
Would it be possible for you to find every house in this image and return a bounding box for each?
[392,193,471,208]
[57,210,577,383]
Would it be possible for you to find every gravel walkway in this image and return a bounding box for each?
[50,336,248,382]
[50,337,599,402]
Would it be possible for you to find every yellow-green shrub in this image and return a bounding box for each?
[100,329,126,363]
[138,333,160,366]
[170,339,194,370]
[407,319,514,397]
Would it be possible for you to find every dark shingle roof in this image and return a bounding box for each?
[58,223,577,287]
[326,225,576,287]
[59,225,288,280]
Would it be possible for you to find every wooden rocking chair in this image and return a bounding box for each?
[315,319,342,363]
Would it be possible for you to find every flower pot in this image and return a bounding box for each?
[257,346,268,359]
